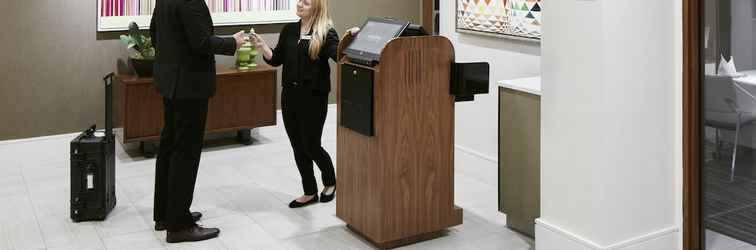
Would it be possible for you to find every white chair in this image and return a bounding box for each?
[704,75,756,182]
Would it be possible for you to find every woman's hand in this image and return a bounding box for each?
[250,33,266,50]
[251,33,274,61]
[347,27,360,36]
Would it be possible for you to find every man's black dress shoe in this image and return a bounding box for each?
[320,186,336,203]
[289,195,319,208]
[155,212,202,231]
[166,225,220,243]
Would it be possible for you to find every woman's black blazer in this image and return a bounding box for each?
[264,21,339,93]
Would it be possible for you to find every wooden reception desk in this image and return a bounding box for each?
[335,34,467,249]
[113,65,277,156]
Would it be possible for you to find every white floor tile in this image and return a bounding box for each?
[195,163,255,189]
[9,137,72,167]
[118,175,155,206]
[284,229,368,250]
[455,150,498,188]
[29,187,72,225]
[95,203,150,239]
[216,183,285,214]
[0,175,27,198]
[246,208,320,240]
[707,229,756,250]
[186,187,241,221]
[395,233,476,250]
[116,160,156,181]
[0,195,46,250]
[0,162,21,179]
[164,239,227,250]
[730,243,756,250]
[203,214,285,250]
[101,230,165,250]
[466,231,533,250]
[39,220,105,250]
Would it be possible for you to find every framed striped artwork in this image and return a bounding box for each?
[97,0,298,32]
[456,0,542,42]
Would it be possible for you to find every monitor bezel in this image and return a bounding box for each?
[344,17,410,63]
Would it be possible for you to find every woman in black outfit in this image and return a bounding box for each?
[252,0,357,208]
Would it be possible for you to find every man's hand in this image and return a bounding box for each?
[233,31,245,50]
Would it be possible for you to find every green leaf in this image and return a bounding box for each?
[120,35,135,46]
[128,22,145,51]
[143,48,155,59]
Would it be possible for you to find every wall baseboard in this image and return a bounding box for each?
[0,132,80,146]
[535,219,679,250]
[454,144,498,164]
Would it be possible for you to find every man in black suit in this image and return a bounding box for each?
[149,0,243,243]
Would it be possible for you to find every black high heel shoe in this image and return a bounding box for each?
[320,185,336,203]
[289,194,319,208]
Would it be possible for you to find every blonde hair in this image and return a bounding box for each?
[306,0,333,60]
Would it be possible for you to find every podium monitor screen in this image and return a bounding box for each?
[345,18,410,64]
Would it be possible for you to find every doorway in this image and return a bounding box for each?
[685,0,756,249]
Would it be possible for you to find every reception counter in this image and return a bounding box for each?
[113,65,278,156]
[498,76,541,237]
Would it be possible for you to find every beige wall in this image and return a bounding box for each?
[0,0,420,140]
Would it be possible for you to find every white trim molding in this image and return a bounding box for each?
[536,218,679,250]
[454,144,498,163]
[0,132,80,146]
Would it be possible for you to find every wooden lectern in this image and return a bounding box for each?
[335,33,464,249]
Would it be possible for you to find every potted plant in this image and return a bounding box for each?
[120,22,155,77]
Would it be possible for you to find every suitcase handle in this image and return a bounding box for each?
[103,73,114,140]
[84,125,96,137]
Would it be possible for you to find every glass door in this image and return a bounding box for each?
[702,0,756,249]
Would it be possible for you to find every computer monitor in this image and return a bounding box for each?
[344,17,410,64]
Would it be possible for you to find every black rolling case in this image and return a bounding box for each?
[70,73,117,222]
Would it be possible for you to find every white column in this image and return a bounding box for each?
[537,0,682,249]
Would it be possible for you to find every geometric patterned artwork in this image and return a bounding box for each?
[98,0,298,32]
[456,0,542,41]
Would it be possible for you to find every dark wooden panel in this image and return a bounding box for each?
[114,65,277,144]
[124,82,163,141]
[683,0,703,248]
[336,31,383,240]
[113,75,125,140]
[208,72,277,130]
[337,36,462,246]
[378,37,458,241]
[423,0,433,32]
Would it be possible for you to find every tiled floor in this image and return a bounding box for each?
[703,133,756,250]
[707,230,756,250]
[0,107,533,250]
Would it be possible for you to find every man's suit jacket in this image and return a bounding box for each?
[149,0,237,99]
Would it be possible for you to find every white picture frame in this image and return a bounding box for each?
[456,0,542,42]
[97,0,299,32]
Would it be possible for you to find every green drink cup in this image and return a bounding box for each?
[248,49,258,68]
[237,46,252,67]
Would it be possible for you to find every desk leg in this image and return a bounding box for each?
[140,141,157,158]
[236,129,253,145]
